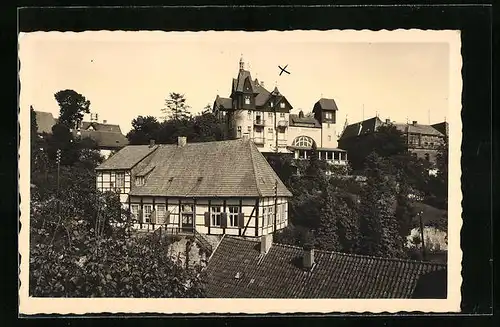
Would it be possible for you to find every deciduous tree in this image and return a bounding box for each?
[54,89,91,128]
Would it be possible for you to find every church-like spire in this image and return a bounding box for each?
[239,55,244,71]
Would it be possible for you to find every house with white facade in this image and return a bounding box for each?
[213,57,348,167]
[95,137,293,238]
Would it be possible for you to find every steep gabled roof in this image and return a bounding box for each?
[77,130,129,149]
[96,145,159,170]
[205,237,447,298]
[394,123,445,137]
[315,98,339,111]
[80,121,124,134]
[213,95,233,110]
[234,70,255,93]
[110,139,292,198]
[339,117,384,140]
[34,111,58,134]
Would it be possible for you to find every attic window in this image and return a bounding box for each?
[244,96,250,105]
[168,177,174,182]
[135,176,145,186]
[280,102,285,108]
[197,177,203,182]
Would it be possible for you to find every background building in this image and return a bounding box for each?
[213,57,347,167]
[339,116,447,164]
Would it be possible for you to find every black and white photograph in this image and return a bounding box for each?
[18,29,462,314]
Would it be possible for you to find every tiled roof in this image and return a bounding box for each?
[205,237,447,298]
[214,95,233,110]
[254,83,271,107]
[80,121,124,133]
[113,139,293,198]
[76,130,129,149]
[316,98,339,111]
[34,111,57,134]
[233,70,255,93]
[96,145,159,170]
[394,124,444,137]
[289,114,321,128]
[339,117,384,140]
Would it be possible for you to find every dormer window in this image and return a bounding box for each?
[325,112,333,120]
[244,96,250,105]
[135,176,145,186]
[280,102,285,108]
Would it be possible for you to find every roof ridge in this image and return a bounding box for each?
[222,236,447,267]
[271,242,446,267]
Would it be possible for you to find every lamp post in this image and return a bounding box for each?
[56,149,61,214]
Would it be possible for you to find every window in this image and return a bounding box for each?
[328,135,332,141]
[228,206,239,227]
[237,126,242,138]
[280,112,285,118]
[267,206,274,226]
[211,206,221,226]
[115,172,125,189]
[268,112,273,119]
[156,204,166,222]
[244,96,250,105]
[293,136,314,148]
[269,102,274,108]
[247,110,252,119]
[424,153,430,162]
[135,176,145,186]
[181,204,193,213]
[268,128,274,135]
[280,204,286,223]
[327,123,330,128]
[262,207,267,226]
[143,205,153,223]
[247,126,251,133]
[130,204,139,221]
[280,102,285,108]
[325,112,333,119]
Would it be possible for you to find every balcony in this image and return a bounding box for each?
[277,120,288,128]
[253,119,265,127]
[253,137,265,145]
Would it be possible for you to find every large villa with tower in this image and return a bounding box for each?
[212,57,348,167]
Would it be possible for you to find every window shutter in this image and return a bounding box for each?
[221,212,228,228]
[204,212,210,227]
[164,210,171,225]
[238,212,245,228]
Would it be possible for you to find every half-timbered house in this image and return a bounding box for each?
[95,137,293,238]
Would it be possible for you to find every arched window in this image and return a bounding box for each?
[293,136,314,148]
[424,153,430,161]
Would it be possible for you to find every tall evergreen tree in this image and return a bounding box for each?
[162,92,191,121]
[315,185,340,251]
[357,153,406,258]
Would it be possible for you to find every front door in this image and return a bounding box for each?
[181,213,194,232]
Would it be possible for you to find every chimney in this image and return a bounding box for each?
[303,245,315,269]
[385,118,390,124]
[261,81,265,88]
[178,136,187,147]
[103,120,107,124]
[412,120,418,126]
[260,234,273,254]
[149,139,155,148]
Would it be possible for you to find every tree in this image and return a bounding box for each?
[347,123,407,172]
[357,153,406,258]
[315,185,341,251]
[126,116,161,145]
[54,90,91,128]
[191,111,228,142]
[162,92,191,121]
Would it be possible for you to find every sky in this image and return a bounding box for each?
[19,31,452,134]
